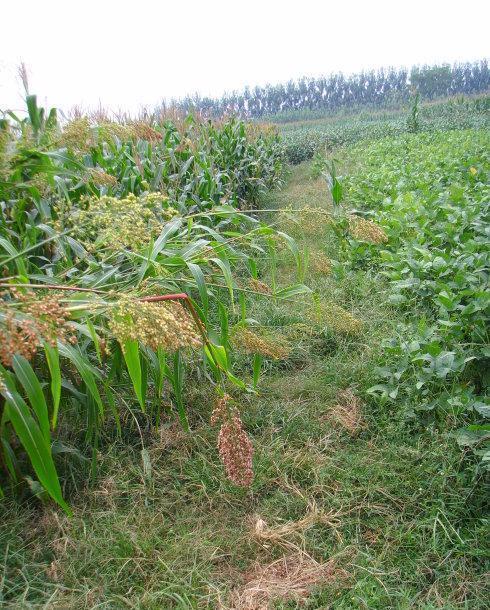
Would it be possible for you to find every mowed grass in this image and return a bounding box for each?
[1,164,488,609]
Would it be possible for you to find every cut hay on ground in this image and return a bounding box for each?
[229,552,342,609]
[329,388,365,434]
[252,505,341,549]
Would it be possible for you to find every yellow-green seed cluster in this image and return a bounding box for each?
[248,278,272,295]
[60,119,162,152]
[308,302,363,335]
[348,215,388,244]
[86,168,118,188]
[232,327,290,360]
[59,117,95,151]
[109,299,202,352]
[279,206,332,236]
[67,193,178,251]
[309,251,332,275]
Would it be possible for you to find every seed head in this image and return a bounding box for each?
[211,394,254,487]
[62,193,178,251]
[232,327,290,360]
[128,122,162,142]
[86,168,118,188]
[211,393,232,426]
[0,289,76,366]
[279,206,332,236]
[248,278,272,295]
[348,215,388,244]
[308,301,363,335]
[109,298,202,352]
[60,117,95,151]
[309,251,332,275]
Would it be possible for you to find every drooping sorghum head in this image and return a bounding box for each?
[248,278,272,295]
[109,298,202,352]
[211,394,254,487]
[0,289,77,366]
[231,327,290,360]
[348,215,388,244]
[307,301,363,335]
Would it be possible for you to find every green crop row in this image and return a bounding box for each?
[0,96,304,511]
[341,129,489,473]
[282,95,490,164]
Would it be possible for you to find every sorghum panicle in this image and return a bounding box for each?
[348,215,388,244]
[0,289,76,366]
[248,278,272,295]
[232,327,290,360]
[60,193,178,252]
[308,301,363,335]
[309,251,332,275]
[109,299,202,352]
[212,395,254,487]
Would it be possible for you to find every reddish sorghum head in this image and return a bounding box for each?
[211,394,254,487]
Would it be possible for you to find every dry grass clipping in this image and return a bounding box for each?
[329,389,365,434]
[252,504,342,550]
[229,552,342,609]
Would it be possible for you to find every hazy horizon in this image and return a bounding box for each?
[1,0,489,114]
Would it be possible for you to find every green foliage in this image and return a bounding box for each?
[342,129,490,472]
[282,95,489,163]
[406,91,420,133]
[0,161,487,608]
[0,96,303,511]
[173,59,490,119]
[312,156,343,209]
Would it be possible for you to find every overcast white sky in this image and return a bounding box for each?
[1,0,489,113]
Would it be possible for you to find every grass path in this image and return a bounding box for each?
[1,164,487,609]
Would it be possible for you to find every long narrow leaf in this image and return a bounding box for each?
[58,343,104,417]
[123,340,145,411]
[0,369,71,515]
[12,355,50,444]
[44,343,61,429]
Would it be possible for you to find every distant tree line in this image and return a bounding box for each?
[170,60,490,118]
